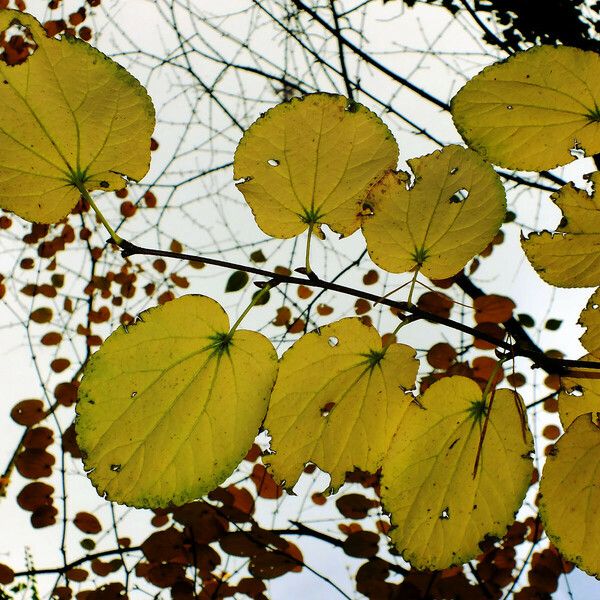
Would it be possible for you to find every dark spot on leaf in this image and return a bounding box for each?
[320,402,335,417]
[359,202,374,217]
[448,438,460,450]
[99,181,109,188]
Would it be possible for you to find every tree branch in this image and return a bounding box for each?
[118,239,599,374]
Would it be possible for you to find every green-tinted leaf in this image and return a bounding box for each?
[226,271,249,292]
[234,93,398,238]
[517,313,535,328]
[0,9,155,223]
[252,289,270,306]
[381,376,532,569]
[250,249,267,263]
[77,295,278,507]
[361,145,505,278]
[540,413,600,576]
[522,173,600,287]
[451,45,600,171]
[265,318,418,490]
[545,319,562,331]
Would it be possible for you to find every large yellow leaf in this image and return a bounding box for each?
[522,173,600,287]
[361,145,505,278]
[540,414,600,576]
[233,93,398,238]
[264,318,418,490]
[77,295,278,508]
[0,9,154,223]
[451,45,600,171]
[381,376,532,570]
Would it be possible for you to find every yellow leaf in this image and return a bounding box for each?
[451,45,600,171]
[579,288,600,357]
[361,145,505,278]
[557,292,600,428]
[264,318,418,490]
[522,173,600,287]
[0,9,154,223]
[233,93,398,238]
[559,355,600,429]
[540,413,600,576]
[76,295,278,508]
[381,376,532,570]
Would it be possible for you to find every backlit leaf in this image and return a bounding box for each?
[540,413,600,576]
[234,93,398,238]
[451,45,600,171]
[264,318,418,490]
[361,145,505,278]
[558,354,600,429]
[381,376,532,569]
[0,9,154,223]
[74,511,102,534]
[225,270,249,292]
[522,173,600,287]
[579,288,600,357]
[77,295,278,507]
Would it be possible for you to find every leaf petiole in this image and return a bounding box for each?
[227,283,272,337]
[305,222,314,276]
[74,182,123,246]
[472,357,509,478]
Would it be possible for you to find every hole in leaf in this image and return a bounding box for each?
[506,105,513,110]
[568,385,583,397]
[440,507,450,520]
[449,167,458,175]
[267,159,279,167]
[328,336,339,347]
[110,464,121,472]
[449,188,469,204]
[320,402,336,417]
[234,176,251,185]
[345,99,359,113]
[130,391,137,398]
[0,21,38,66]
[359,202,374,217]
[570,140,585,159]
[593,304,599,310]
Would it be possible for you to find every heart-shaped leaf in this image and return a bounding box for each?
[0,9,154,223]
[77,295,278,508]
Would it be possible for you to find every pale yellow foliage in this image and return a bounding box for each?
[540,414,600,576]
[264,318,418,490]
[77,296,278,508]
[361,145,505,278]
[522,173,600,287]
[234,93,398,238]
[0,9,154,223]
[381,376,532,570]
[451,45,600,171]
